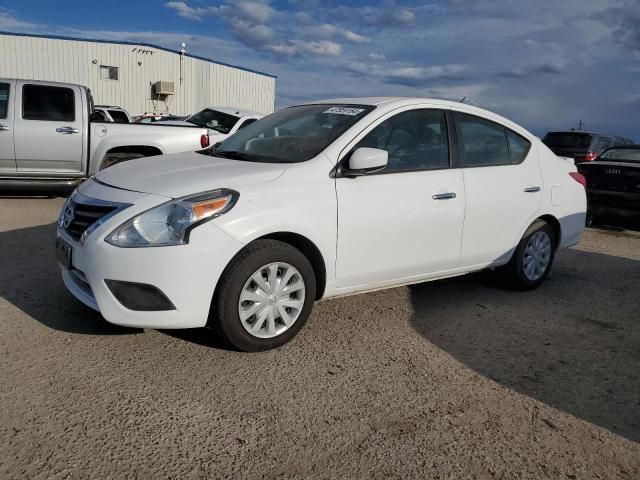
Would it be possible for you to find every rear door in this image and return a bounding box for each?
[455,111,542,267]
[14,81,85,174]
[0,80,16,172]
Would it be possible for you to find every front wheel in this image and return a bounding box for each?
[211,240,316,352]
[503,220,556,290]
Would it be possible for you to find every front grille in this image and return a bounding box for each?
[61,193,129,241]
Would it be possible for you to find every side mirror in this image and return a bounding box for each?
[344,147,388,177]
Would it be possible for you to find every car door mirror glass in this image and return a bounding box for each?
[347,147,388,174]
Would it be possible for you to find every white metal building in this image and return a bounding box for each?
[0,31,276,116]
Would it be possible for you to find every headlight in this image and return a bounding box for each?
[105,189,239,247]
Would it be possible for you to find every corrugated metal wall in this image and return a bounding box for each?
[0,33,276,115]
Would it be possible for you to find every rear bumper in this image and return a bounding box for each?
[587,189,640,218]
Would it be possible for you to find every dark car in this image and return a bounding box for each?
[577,145,640,225]
[542,131,633,163]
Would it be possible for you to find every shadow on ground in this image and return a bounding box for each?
[0,222,140,335]
[409,247,640,443]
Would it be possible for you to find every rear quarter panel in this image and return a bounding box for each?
[89,123,208,174]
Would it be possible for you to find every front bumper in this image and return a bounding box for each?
[57,180,245,329]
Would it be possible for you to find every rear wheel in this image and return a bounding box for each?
[211,240,316,352]
[503,220,556,290]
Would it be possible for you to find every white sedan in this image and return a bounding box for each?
[56,97,586,351]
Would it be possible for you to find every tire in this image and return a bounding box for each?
[503,219,556,290]
[211,239,317,352]
[100,152,146,170]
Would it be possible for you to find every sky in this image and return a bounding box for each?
[1,0,639,139]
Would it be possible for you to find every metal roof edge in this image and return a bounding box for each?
[0,30,277,79]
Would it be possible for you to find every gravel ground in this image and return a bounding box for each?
[0,197,638,480]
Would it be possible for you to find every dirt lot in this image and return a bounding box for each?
[0,197,638,479]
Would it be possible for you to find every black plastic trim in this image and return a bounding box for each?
[105,279,176,311]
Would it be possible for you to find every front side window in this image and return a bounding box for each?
[354,109,449,173]
[100,65,119,80]
[187,109,240,133]
[0,82,9,119]
[23,85,75,122]
[458,113,510,167]
[210,104,374,163]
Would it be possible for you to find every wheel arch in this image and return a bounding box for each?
[536,214,561,248]
[255,232,327,300]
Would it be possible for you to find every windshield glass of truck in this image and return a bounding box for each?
[187,109,239,133]
[209,104,374,164]
[543,132,592,149]
[599,148,640,163]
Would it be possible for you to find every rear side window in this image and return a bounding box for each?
[458,113,510,167]
[23,85,75,122]
[355,109,450,173]
[108,109,129,123]
[0,82,9,119]
[506,130,531,164]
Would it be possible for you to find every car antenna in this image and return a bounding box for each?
[459,96,466,103]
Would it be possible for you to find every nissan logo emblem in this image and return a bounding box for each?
[605,169,621,174]
[62,204,75,229]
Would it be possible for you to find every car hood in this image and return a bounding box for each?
[94,151,286,198]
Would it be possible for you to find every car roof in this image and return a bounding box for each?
[198,106,262,117]
[603,144,640,149]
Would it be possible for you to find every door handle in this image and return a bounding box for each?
[523,186,541,193]
[0,124,9,131]
[432,192,457,200]
[56,127,80,134]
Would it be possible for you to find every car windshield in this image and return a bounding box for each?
[599,148,640,163]
[187,108,240,133]
[206,104,374,163]
[543,132,592,149]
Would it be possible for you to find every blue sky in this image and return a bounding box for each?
[1,0,639,139]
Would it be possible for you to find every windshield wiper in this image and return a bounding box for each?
[214,150,261,162]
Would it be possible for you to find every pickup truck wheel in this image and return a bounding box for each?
[211,239,316,352]
[100,152,146,170]
[503,220,556,290]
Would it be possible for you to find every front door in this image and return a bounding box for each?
[0,80,16,172]
[14,81,85,174]
[335,108,465,288]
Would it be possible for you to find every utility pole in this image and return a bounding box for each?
[578,120,583,130]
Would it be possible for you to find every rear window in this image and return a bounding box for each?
[542,132,592,149]
[599,148,640,163]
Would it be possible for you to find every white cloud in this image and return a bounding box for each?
[165,1,210,21]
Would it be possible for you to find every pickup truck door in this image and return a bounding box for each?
[13,81,86,175]
[0,80,16,172]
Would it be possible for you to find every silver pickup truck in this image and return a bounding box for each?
[0,78,210,191]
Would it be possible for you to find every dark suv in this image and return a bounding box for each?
[542,131,633,163]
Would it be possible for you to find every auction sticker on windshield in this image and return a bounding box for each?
[323,107,366,116]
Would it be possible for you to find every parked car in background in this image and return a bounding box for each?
[577,145,640,224]
[93,105,132,123]
[542,131,633,164]
[133,113,188,124]
[0,78,210,191]
[56,97,586,351]
[156,106,264,143]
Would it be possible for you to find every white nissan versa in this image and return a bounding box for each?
[56,98,587,351]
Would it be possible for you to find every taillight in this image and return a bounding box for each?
[584,152,598,161]
[200,134,210,149]
[569,172,587,188]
